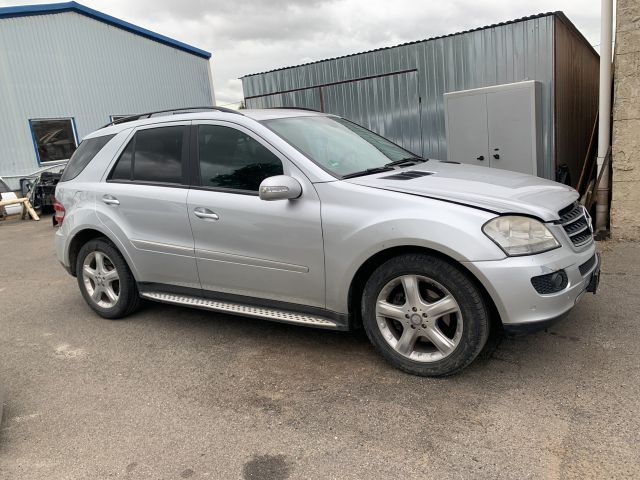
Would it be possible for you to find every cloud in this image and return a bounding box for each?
[0,0,601,105]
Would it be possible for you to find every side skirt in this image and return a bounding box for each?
[137,283,350,331]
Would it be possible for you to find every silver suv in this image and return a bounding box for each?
[54,107,599,376]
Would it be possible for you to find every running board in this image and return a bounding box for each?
[140,292,340,329]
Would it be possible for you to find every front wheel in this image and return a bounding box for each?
[362,253,490,376]
[76,238,141,319]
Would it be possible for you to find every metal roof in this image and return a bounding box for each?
[0,1,211,59]
[241,11,592,78]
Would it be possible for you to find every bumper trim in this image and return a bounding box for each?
[585,253,601,293]
[503,311,570,335]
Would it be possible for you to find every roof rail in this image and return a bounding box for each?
[102,106,243,127]
[268,106,322,113]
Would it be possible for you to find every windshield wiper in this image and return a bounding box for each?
[342,166,395,179]
[384,156,428,167]
[342,157,428,179]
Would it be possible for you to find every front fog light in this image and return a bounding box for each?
[483,215,560,256]
[531,270,569,294]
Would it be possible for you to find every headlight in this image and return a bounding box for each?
[482,216,560,256]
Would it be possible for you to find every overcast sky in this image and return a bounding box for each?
[1,0,603,105]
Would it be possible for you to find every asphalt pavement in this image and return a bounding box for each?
[0,218,638,479]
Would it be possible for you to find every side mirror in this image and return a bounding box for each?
[259,175,302,201]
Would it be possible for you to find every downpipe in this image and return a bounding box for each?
[595,0,613,233]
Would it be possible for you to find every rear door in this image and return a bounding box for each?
[95,122,199,289]
[187,121,325,308]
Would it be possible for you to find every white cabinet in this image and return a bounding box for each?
[444,81,542,176]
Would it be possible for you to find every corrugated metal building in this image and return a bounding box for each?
[242,12,598,186]
[0,1,214,189]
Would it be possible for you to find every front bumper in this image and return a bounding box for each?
[463,241,599,333]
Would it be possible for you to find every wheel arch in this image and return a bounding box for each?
[347,245,502,329]
[66,227,137,280]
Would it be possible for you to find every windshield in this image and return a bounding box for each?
[262,116,419,177]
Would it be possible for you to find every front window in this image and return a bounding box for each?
[262,116,417,177]
[197,125,284,192]
[29,118,77,163]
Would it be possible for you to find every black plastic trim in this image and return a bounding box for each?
[503,311,570,335]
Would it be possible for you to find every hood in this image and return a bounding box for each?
[346,161,578,222]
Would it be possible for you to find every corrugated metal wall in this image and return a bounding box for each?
[243,14,556,173]
[553,16,600,186]
[0,12,214,185]
[322,71,422,154]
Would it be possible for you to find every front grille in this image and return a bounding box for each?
[531,270,569,294]
[579,254,597,276]
[558,202,593,247]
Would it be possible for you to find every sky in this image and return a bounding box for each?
[0,0,603,106]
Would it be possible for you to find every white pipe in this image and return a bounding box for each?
[595,0,613,232]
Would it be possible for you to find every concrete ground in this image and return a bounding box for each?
[0,218,638,480]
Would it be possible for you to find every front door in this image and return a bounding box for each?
[187,122,325,308]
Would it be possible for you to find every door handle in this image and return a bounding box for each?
[194,207,219,221]
[476,155,485,161]
[102,195,120,206]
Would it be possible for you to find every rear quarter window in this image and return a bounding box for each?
[60,134,115,182]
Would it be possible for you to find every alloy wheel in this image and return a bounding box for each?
[375,274,463,362]
[82,251,120,309]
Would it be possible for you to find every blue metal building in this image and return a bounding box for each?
[0,2,214,189]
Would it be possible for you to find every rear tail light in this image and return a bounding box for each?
[53,198,65,226]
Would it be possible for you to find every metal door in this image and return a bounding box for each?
[322,71,422,155]
[445,81,540,175]
[487,88,536,175]
[444,94,489,166]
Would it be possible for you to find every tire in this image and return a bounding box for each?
[362,253,490,377]
[76,237,141,319]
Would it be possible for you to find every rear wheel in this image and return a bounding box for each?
[362,253,489,376]
[76,238,141,319]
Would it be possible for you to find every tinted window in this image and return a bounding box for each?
[133,127,184,184]
[109,138,134,181]
[30,118,77,163]
[198,125,283,191]
[108,126,185,184]
[60,134,115,182]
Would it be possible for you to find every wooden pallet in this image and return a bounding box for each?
[0,197,40,221]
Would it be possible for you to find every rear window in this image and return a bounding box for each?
[60,134,115,182]
[108,126,186,185]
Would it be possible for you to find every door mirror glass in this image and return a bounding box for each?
[258,175,302,201]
